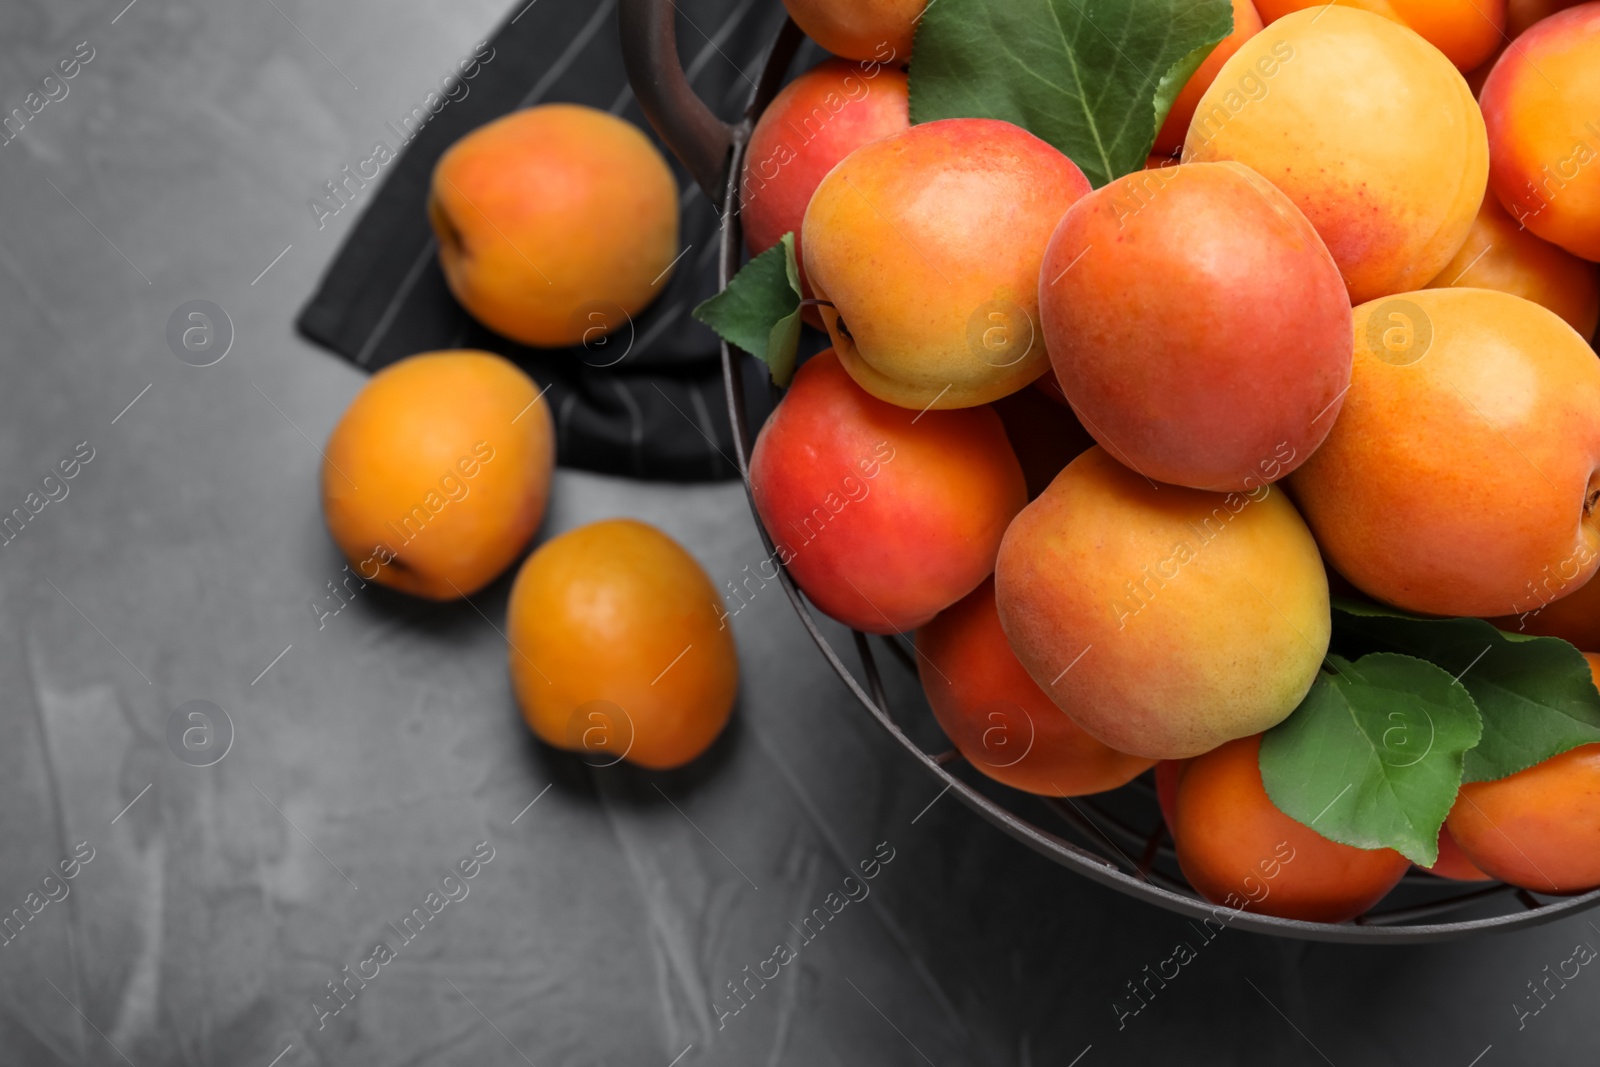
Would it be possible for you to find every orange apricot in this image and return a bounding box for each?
[1420,824,1494,881]
[1252,0,1506,70]
[916,579,1155,796]
[1154,0,1265,155]
[1288,288,1600,618]
[1491,568,1600,649]
[1426,195,1600,339]
[1446,654,1600,892]
[1175,736,1411,921]
[1184,7,1487,303]
[430,105,678,347]
[507,519,738,771]
[321,351,554,600]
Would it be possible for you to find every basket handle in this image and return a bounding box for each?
[618,0,737,201]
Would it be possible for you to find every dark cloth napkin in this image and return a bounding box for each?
[297,0,808,481]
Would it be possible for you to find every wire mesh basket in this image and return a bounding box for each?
[618,0,1600,942]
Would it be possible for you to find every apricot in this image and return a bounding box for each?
[430,105,678,347]
[741,58,910,314]
[1421,824,1494,881]
[994,447,1330,761]
[1289,288,1600,618]
[507,519,737,771]
[1175,736,1411,922]
[750,350,1025,633]
[1446,654,1600,892]
[781,0,923,63]
[1492,568,1600,649]
[990,386,1095,500]
[1426,195,1600,339]
[1183,7,1488,303]
[916,579,1154,796]
[1153,0,1265,155]
[321,351,554,600]
[1480,4,1600,261]
[1255,0,1506,70]
[803,119,1092,409]
[1040,161,1351,492]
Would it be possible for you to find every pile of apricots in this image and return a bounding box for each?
[309,0,1600,924]
[742,0,1600,923]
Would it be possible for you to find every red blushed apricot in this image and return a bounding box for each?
[1253,0,1506,70]
[741,59,910,293]
[916,579,1154,796]
[1491,568,1600,650]
[1040,161,1351,492]
[990,386,1095,500]
[750,350,1026,634]
[1481,4,1600,261]
[1447,655,1600,893]
[1420,824,1494,881]
[1154,0,1265,155]
[1426,195,1600,339]
[1175,736,1411,922]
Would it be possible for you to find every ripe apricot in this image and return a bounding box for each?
[1446,654,1600,892]
[1175,736,1411,922]
[507,519,737,771]
[1426,195,1600,339]
[916,579,1155,796]
[1184,7,1488,303]
[1492,568,1600,650]
[1421,824,1493,881]
[321,351,554,600]
[1256,0,1507,70]
[1154,0,1265,155]
[1289,288,1600,618]
[1040,161,1352,492]
[781,0,923,63]
[1480,3,1600,261]
[803,119,1092,409]
[741,58,910,317]
[750,350,1025,633]
[995,447,1330,761]
[430,105,678,347]
[990,386,1094,500]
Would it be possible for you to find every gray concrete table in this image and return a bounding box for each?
[0,1,1594,1064]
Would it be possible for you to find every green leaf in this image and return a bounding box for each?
[692,232,802,386]
[1333,599,1600,783]
[1260,654,1483,867]
[908,0,1234,186]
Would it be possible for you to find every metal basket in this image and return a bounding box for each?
[617,0,1600,942]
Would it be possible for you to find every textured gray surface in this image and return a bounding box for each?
[1,1,1599,1065]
